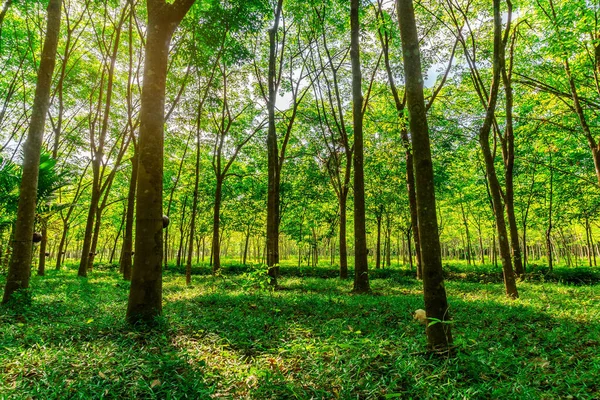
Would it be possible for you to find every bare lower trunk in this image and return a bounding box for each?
[339,196,348,278]
[78,187,99,277]
[375,214,382,269]
[211,180,223,273]
[243,228,250,266]
[120,154,137,280]
[37,220,48,276]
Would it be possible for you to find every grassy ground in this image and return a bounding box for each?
[1,263,599,399]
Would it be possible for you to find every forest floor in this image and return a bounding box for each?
[1,262,599,399]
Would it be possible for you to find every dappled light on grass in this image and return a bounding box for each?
[1,266,600,398]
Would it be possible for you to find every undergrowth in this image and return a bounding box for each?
[0,263,599,399]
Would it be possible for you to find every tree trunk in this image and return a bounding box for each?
[546,155,554,272]
[376,213,382,269]
[110,206,126,264]
[127,0,195,325]
[78,187,100,277]
[120,154,137,280]
[397,0,453,353]
[385,214,391,267]
[459,201,472,265]
[55,222,68,270]
[37,219,48,276]
[339,195,348,278]
[266,0,284,282]
[243,228,250,266]
[2,0,61,304]
[211,179,223,273]
[351,0,369,293]
[186,126,201,285]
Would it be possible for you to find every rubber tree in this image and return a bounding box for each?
[397,0,453,353]
[126,0,195,325]
[2,0,62,304]
[350,0,369,293]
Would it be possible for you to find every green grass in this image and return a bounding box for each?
[1,263,599,399]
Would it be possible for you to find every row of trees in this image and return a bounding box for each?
[2,0,600,352]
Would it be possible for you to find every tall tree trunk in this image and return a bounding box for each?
[339,195,348,278]
[546,154,554,272]
[110,206,126,264]
[2,0,61,304]
[501,25,524,277]
[127,0,195,325]
[385,214,391,267]
[375,213,382,269]
[37,219,48,276]
[55,222,68,270]
[211,179,223,273]
[477,0,518,298]
[351,0,369,293]
[397,0,453,353]
[243,228,250,266]
[185,120,202,285]
[78,188,100,276]
[459,200,472,265]
[120,154,137,280]
[266,0,284,282]
[378,14,422,278]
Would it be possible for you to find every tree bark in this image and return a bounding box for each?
[339,195,348,278]
[375,213,382,269]
[211,179,223,273]
[477,0,518,298]
[397,0,453,353]
[266,0,284,282]
[351,0,369,293]
[500,22,524,277]
[186,118,202,285]
[120,154,137,280]
[127,0,195,325]
[2,0,61,304]
[37,220,48,276]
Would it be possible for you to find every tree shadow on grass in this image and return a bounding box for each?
[2,269,599,399]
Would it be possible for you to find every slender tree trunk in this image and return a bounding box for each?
[351,0,369,293]
[78,187,99,276]
[546,155,554,272]
[55,225,69,271]
[385,214,391,267]
[2,0,61,304]
[110,206,126,264]
[243,228,250,266]
[500,20,524,278]
[339,195,348,278]
[120,154,137,280]
[266,0,284,282]
[127,0,195,325]
[186,126,201,285]
[459,201,472,265]
[477,0,518,298]
[211,179,223,273]
[398,0,453,353]
[37,220,48,276]
[376,213,382,269]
